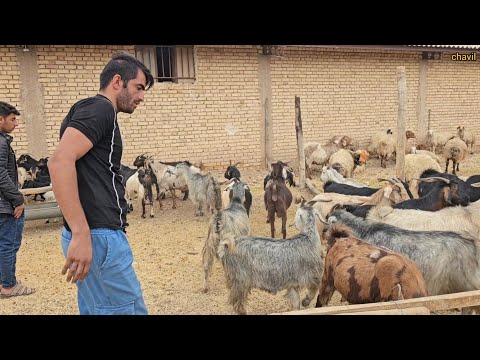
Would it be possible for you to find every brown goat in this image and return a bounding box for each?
[315,224,428,307]
[264,161,293,239]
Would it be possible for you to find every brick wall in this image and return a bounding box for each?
[2,45,479,170]
[0,46,27,153]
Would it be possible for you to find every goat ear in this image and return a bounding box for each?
[470,182,480,188]
[383,186,393,199]
[300,197,306,207]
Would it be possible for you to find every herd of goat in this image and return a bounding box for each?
[15,125,480,314]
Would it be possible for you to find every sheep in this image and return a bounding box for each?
[218,201,323,315]
[175,162,220,216]
[410,147,441,164]
[367,129,395,168]
[264,161,293,239]
[425,129,455,154]
[444,137,468,175]
[457,126,476,154]
[320,166,369,188]
[315,223,428,307]
[304,136,351,177]
[328,149,356,178]
[404,153,442,196]
[202,180,250,293]
[325,209,480,303]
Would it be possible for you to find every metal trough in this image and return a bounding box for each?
[24,201,63,221]
[19,186,62,221]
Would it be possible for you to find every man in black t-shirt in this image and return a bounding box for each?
[49,52,154,315]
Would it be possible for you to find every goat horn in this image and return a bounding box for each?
[218,178,236,186]
[234,161,242,166]
[315,212,329,225]
[378,178,396,184]
[229,160,232,166]
[416,176,451,184]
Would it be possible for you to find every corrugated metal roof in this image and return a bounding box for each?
[409,45,480,50]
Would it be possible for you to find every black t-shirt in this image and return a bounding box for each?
[60,94,128,231]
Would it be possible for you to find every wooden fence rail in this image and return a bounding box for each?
[270,290,480,315]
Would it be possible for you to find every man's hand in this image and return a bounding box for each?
[62,232,92,283]
[13,204,24,219]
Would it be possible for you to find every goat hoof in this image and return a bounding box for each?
[141,215,146,219]
[172,205,176,209]
[266,219,270,223]
[301,298,311,307]
[150,215,154,218]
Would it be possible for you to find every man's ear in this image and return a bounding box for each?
[111,74,123,90]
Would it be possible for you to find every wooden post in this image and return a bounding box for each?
[295,96,306,188]
[416,58,428,142]
[265,98,272,169]
[396,67,407,180]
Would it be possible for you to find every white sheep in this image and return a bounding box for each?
[443,137,468,175]
[404,154,442,197]
[426,129,455,154]
[410,147,441,164]
[328,149,355,178]
[457,126,476,154]
[367,130,395,168]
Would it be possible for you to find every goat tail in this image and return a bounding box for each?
[218,233,236,259]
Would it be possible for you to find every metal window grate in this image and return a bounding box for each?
[136,45,195,83]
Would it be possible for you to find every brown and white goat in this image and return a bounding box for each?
[264,161,293,239]
[315,224,428,307]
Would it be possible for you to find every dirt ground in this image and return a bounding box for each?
[3,151,480,315]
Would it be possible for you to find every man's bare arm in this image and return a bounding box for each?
[48,127,94,282]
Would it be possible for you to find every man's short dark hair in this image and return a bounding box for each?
[0,102,20,117]
[99,52,154,91]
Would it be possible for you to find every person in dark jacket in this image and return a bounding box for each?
[0,101,36,298]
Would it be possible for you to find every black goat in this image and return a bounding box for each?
[418,169,480,202]
[222,162,252,216]
[324,182,378,196]
[224,161,241,180]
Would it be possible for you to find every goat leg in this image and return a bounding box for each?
[281,214,287,239]
[301,284,319,307]
[268,209,276,238]
[170,188,176,209]
[445,159,450,173]
[141,199,146,218]
[286,287,301,310]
